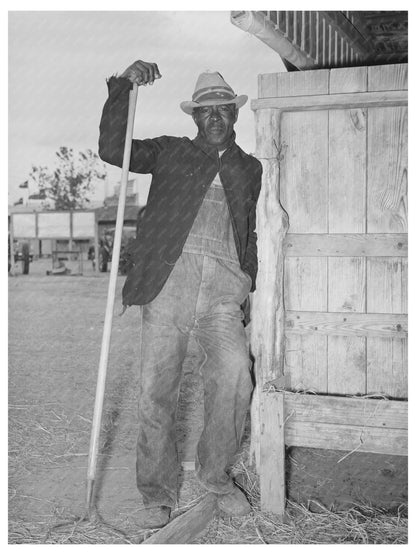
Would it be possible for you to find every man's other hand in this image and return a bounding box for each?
[121,60,162,86]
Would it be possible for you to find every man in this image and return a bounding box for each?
[99,60,262,529]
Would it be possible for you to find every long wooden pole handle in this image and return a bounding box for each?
[86,82,139,488]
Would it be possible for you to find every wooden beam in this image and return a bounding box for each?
[251,89,408,112]
[285,311,408,338]
[230,11,316,70]
[142,494,217,544]
[285,421,407,456]
[284,233,407,257]
[283,392,408,429]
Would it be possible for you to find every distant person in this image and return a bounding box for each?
[99,60,262,529]
[88,245,96,271]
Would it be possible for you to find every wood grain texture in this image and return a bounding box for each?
[284,233,408,257]
[327,95,368,396]
[285,421,407,456]
[328,257,366,313]
[142,494,217,544]
[367,106,408,233]
[251,89,407,112]
[260,392,286,516]
[271,68,329,97]
[367,257,407,314]
[329,66,367,93]
[254,108,282,158]
[251,157,289,385]
[368,64,408,91]
[284,333,327,393]
[366,255,407,398]
[284,257,328,311]
[285,311,407,338]
[329,109,366,233]
[367,337,407,399]
[280,110,328,233]
[327,335,366,394]
[283,392,408,428]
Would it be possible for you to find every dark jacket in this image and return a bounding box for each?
[98,77,262,308]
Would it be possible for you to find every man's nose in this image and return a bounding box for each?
[209,108,221,120]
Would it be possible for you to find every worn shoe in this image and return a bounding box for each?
[217,485,252,516]
[130,505,171,529]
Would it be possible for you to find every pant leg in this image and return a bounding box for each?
[193,303,253,494]
[136,311,189,508]
[135,256,198,508]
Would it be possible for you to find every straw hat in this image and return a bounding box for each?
[180,71,248,115]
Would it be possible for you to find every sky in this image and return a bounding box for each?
[8,10,285,205]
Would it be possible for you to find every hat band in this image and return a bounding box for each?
[192,85,235,103]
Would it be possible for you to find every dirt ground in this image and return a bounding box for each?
[8,258,407,544]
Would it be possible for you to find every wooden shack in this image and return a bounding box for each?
[232,11,408,516]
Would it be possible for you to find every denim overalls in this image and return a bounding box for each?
[136,170,253,508]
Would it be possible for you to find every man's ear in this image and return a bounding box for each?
[234,108,239,123]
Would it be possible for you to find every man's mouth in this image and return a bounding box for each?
[208,126,224,133]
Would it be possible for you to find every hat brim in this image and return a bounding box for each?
[180,95,248,115]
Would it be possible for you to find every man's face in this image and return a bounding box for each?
[192,104,238,149]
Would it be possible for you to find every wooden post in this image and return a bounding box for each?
[261,392,286,516]
[250,108,289,469]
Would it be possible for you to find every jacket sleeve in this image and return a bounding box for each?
[98,76,170,174]
[244,159,263,293]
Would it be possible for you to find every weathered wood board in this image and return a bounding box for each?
[254,64,407,399]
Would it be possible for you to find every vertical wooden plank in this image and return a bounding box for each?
[284,334,328,392]
[367,338,408,398]
[367,256,407,398]
[279,68,330,393]
[367,106,408,233]
[258,73,279,99]
[328,110,366,231]
[368,64,408,91]
[275,68,329,97]
[260,392,286,517]
[328,257,366,394]
[327,68,368,395]
[280,110,328,232]
[366,64,407,399]
[367,258,406,314]
[284,256,328,392]
[328,336,366,395]
[330,66,367,93]
[285,257,327,311]
[328,258,366,313]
